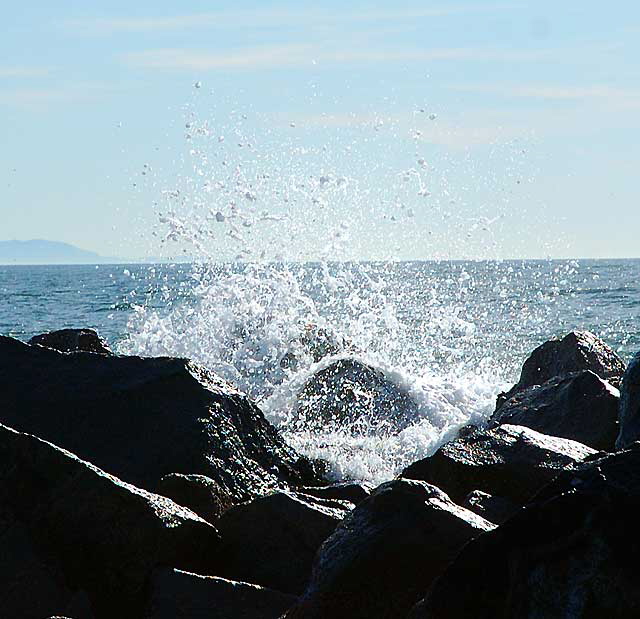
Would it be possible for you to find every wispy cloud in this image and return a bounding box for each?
[449,83,640,100]
[290,112,530,148]
[63,5,517,33]
[0,66,51,78]
[447,82,640,110]
[0,82,115,107]
[122,44,547,72]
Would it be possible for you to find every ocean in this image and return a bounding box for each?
[2,259,639,482]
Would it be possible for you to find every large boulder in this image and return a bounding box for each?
[497,330,626,409]
[0,423,221,619]
[156,474,232,524]
[411,445,640,618]
[29,328,112,355]
[401,424,596,506]
[490,370,620,451]
[145,568,296,619]
[285,479,494,619]
[293,358,419,434]
[280,323,352,373]
[0,336,324,501]
[461,490,518,525]
[216,491,351,595]
[616,351,640,449]
[296,482,371,506]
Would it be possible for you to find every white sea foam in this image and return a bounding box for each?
[120,260,508,483]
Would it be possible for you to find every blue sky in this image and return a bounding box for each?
[1,1,638,260]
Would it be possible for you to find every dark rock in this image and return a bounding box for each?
[29,328,112,355]
[411,445,640,618]
[285,479,494,619]
[401,424,596,506]
[145,568,296,619]
[490,370,620,451]
[281,323,352,372]
[216,491,350,595]
[156,473,233,523]
[293,358,418,434]
[616,351,640,449]
[296,482,371,505]
[0,336,324,502]
[0,423,221,619]
[497,330,626,409]
[461,490,518,525]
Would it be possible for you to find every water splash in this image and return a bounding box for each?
[118,89,553,483]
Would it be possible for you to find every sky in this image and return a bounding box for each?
[1,1,639,261]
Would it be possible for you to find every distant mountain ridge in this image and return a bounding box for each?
[0,240,117,264]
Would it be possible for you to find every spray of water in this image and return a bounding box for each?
[119,88,550,483]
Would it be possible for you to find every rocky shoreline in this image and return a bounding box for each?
[1,327,639,617]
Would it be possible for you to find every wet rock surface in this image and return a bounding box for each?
[401,424,596,506]
[29,328,112,355]
[156,474,233,524]
[295,482,371,505]
[0,423,221,619]
[0,336,324,501]
[286,479,494,619]
[411,445,640,618]
[496,330,626,409]
[490,370,620,451]
[616,351,640,449]
[294,358,419,434]
[3,326,639,618]
[461,490,518,525]
[216,490,351,595]
[145,568,296,619]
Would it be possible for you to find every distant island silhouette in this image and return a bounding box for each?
[0,240,117,264]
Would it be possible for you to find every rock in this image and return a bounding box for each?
[411,445,640,618]
[29,328,112,355]
[156,474,233,523]
[281,323,352,372]
[216,491,351,595]
[497,330,626,409]
[461,490,518,525]
[296,482,371,505]
[293,358,418,434]
[145,568,296,619]
[0,336,324,502]
[490,370,620,451]
[0,423,221,619]
[616,351,640,449]
[285,479,494,619]
[401,424,596,506]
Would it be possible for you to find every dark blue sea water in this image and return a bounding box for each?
[2,260,638,363]
[2,259,638,481]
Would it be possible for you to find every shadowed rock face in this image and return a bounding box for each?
[295,482,371,506]
[0,336,324,502]
[294,358,419,434]
[401,424,596,506]
[496,330,626,409]
[216,491,351,595]
[617,352,640,449]
[461,490,518,525]
[145,568,296,619]
[410,445,640,619]
[29,328,112,355]
[286,479,494,619]
[490,370,620,451]
[0,423,221,619]
[155,474,233,524]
